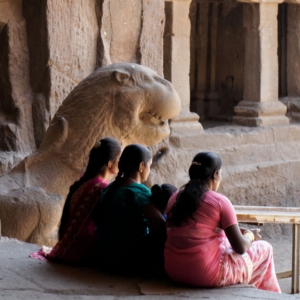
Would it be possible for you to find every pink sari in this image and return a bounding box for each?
[165,191,281,293]
[30,177,108,265]
[216,238,281,293]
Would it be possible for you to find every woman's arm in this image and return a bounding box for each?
[225,225,262,254]
[225,224,252,254]
[219,195,262,254]
[142,203,166,239]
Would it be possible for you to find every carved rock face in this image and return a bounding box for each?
[36,63,181,190]
[41,63,181,150]
[0,63,181,245]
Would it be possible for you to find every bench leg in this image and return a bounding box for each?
[292,224,300,294]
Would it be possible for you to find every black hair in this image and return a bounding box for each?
[151,183,177,214]
[58,137,121,239]
[116,143,152,180]
[167,152,222,227]
[96,144,152,211]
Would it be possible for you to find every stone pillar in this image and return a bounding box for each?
[190,1,209,115]
[233,0,289,127]
[165,0,203,135]
[281,2,300,122]
[190,1,220,118]
[206,2,220,115]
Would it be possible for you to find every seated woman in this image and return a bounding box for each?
[94,144,166,275]
[151,183,177,218]
[164,151,281,293]
[43,137,122,265]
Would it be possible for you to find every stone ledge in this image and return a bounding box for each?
[0,237,296,300]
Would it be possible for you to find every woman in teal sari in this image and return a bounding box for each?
[94,144,167,275]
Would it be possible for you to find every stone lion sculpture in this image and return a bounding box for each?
[0,63,181,245]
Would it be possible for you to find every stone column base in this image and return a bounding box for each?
[281,97,300,122]
[169,110,203,149]
[170,110,203,135]
[190,91,220,118]
[233,100,289,127]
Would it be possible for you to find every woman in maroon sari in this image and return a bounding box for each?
[44,137,122,265]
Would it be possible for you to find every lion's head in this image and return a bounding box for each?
[105,63,181,146]
[0,63,181,245]
[22,63,180,194]
[39,63,181,173]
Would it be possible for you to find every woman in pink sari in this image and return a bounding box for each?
[164,152,281,293]
[44,137,122,265]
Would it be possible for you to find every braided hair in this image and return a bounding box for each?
[167,152,222,227]
[58,137,121,239]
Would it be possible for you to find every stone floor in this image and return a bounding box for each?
[0,236,299,300]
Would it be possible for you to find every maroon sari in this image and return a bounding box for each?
[30,177,108,265]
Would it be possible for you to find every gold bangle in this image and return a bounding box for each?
[243,231,254,242]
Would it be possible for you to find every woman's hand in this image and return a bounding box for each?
[240,227,262,241]
[239,227,249,234]
[226,224,252,254]
[251,228,262,241]
[225,225,263,254]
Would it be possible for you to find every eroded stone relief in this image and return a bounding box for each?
[0,0,169,245]
[0,63,181,245]
[1,0,300,245]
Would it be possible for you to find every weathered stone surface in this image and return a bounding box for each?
[233,3,289,126]
[1,0,300,257]
[0,63,181,245]
[0,1,170,245]
[47,0,99,117]
[282,5,300,122]
[24,0,100,147]
[164,0,203,137]
[98,0,164,75]
[233,100,289,126]
[281,97,300,122]
[287,5,300,97]
[190,1,244,121]
[148,124,300,238]
[0,1,35,154]
[0,237,297,299]
[238,0,284,2]
[0,188,64,245]
[0,0,165,157]
[0,152,25,176]
[139,0,165,76]
[101,0,142,64]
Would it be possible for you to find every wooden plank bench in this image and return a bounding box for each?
[234,205,300,294]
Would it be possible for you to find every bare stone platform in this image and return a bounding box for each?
[0,237,297,300]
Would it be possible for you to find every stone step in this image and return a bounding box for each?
[149,124,300,210]
[171,124,300,149]
[169,124,300,168]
